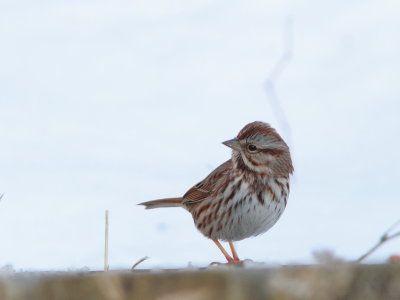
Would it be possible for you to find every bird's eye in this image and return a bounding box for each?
[247,144,257,152]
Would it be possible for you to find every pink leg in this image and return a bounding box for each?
[228,241,240,261]
[212,239,234,263]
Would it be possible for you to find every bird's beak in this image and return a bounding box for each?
[222,138,241,151]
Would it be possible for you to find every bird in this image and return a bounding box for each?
[139,121,293,264]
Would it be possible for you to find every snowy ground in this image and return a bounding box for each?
[0,0,399,270]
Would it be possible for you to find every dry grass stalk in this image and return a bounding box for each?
[104,210,109,271]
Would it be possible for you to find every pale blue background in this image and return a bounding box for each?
[0,0,399,270]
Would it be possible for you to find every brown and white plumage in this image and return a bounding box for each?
[139,121,293,263]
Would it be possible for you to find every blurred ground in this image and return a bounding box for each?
[1,265,400,300]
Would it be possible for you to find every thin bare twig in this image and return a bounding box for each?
[267,17,293,82]
[356,219,400,263]
[0,194,4,202]
[384,219,400,237]
[104,210,109,271]
[131,256,149,270]
[264,16,293,146]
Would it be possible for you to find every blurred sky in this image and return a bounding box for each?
[0,0,399,270]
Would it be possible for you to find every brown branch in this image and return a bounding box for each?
[356,219,400,263]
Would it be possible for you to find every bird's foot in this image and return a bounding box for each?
[209,259,252,267]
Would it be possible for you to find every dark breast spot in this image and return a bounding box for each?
[257,190,264,205]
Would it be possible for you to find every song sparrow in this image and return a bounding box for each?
[139,121,293,264]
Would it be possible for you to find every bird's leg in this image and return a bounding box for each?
[228,241,240,262]
[212,239,234,263]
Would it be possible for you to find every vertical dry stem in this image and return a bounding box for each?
[104,210,109,271]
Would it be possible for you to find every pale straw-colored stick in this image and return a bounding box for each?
[104,210,109,271]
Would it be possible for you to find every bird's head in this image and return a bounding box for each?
[223,121,293,176]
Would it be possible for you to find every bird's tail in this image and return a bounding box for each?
[138,197,183,209]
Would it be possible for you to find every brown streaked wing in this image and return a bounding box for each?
[182,160,233,206]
